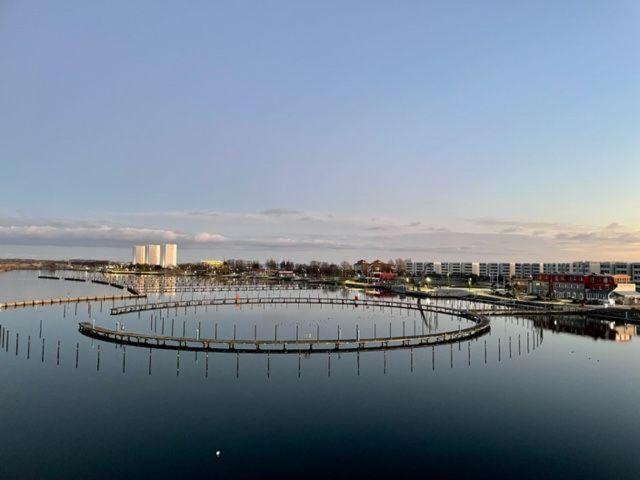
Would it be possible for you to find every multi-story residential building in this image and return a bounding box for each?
[514,263,543,278]
[147,244,162,266]
[162,244,177,268]
[599,262,630,276]
[462,262,480,276]
[543,263,571,274]
[528,274,617,301]
[570,261,601,275]
[404,259,639,283]
[630,263,640,284]
[478,263,498,278]
[406,260,479,277]
[132,245,147,265]
[477,262,515,280]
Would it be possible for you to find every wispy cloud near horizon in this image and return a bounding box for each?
[1,210,639,262]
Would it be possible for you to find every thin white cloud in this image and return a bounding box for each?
[1,211,639,261]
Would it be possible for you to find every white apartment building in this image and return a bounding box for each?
[514,263,543,278]
[132,245,147,265]
[404,259,640,282]
[479,262,515,279]
[147,244,162,266]
[630,263,640,284]
[599,262,630,276]
[570,261,601,275]
[404,261,441,276]
[162,244,178,268]
[543,263,571,274]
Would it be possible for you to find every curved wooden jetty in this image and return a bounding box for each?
[468,307,592,317]
[139,284,323,294]
[110,296,473,316]
[0,294,146,310]
[78,310,490,354]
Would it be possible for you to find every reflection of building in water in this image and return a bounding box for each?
[533,316,635,342]
[613,325,636,343]
[160,276,176,296]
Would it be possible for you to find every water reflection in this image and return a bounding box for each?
[533,315,638,342]
[0,321,544,379]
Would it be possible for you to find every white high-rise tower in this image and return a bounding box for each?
[162,244,177,267]
[132,245,147,265]
[147,244,162,266]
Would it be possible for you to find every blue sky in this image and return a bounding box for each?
[1,1,639,262]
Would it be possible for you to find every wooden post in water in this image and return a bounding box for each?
[263,351,269,379]
[450,343,453,368]
[410,348,414,373]
[383,349,387,375]
[432,346,435,371]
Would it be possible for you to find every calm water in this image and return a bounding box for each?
[1,270,640,479]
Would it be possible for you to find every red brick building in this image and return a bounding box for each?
[529,274,617,301]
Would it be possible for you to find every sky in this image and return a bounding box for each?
[1,1,639,262]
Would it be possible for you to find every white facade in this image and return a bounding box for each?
[570,261,600,275]
[599,262,630,276]
[147,244,162,266]
[162,244,178,267]
[630,263,640,284]
[132,245,147,265]
[404,259,639,281]
[514,263,543,278]
[478,262,515,279]
[543,263,571,274]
